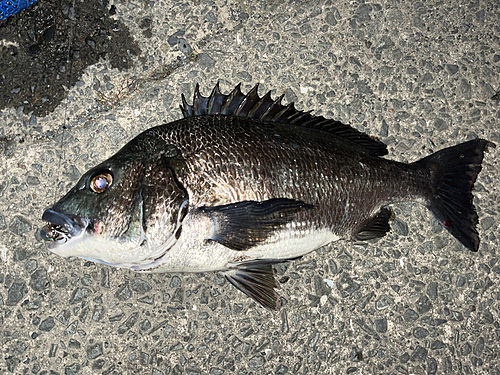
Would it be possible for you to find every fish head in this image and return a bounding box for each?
[41,133,189,269]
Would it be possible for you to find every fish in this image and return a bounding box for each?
[41,83,494,310]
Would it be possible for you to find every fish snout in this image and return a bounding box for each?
[41,209,90,246]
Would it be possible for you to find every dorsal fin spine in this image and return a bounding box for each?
[192,83,201,115]
[207,82,223,114]
[260,95,285,121]
[180,83,389,156]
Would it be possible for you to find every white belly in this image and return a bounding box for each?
[142,214,340,273]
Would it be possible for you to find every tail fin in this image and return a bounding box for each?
[414,139,494,252]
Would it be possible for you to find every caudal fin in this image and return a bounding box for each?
[414,139,494,252]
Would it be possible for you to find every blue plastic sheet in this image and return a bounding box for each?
[0,0,37,21]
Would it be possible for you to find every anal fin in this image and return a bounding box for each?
[354,207,393,241]
[224,259,290,311]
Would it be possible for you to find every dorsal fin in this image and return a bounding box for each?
[180,83,388,156]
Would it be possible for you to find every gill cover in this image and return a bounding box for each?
[42,132,189,266]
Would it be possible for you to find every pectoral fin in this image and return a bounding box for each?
[200,198,314,251]
[354,207,393,241]
[224,259,288,311]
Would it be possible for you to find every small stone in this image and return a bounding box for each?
[456,275,466,287]
[9,216,32,236]
[473,336,485,356]
[200,288,209,304]
[413,327,429,339]
[101,268,109,288]
[167,35,178,47]
[427,282,438,301]
[130,278,152,294]
[197,53,215,70]
[69,287,92,304]
[87,342,103,359]
[375,318,387,333]
[460,79,471,98]
[481,216,495,230]
[49,343,58,358]
[108,313,124,322]
[171,287,184,303]
[0,213,6,230]
[235,71,252,82]
[433,118,447,131]
[11,341,27,356]
[206,11,217,23]
[392,219,409,236]
[117,312,139,334]
[416,294,432,315]
[104,124,127,146]
[64,363,80,375]
[253,40,266,52]
[480,309,494,324]
[24,259,38,273]
[300,23,312,35]
[92,305,105,322]
[314,275,331,296]
[177,38,193,56]
[6,357,19,373]
[115,284,132,301]
[140,319,151,331]
[30,268,50,291]
[377,36,394,51]
[403,309,419,325]
[450,310,464,321]
[138,295,154,304]
[461,342,472,356]
[6,281,26,306]
[68,339,81,349]
[62,165,81,181]
[248,355,265,370]
[379,120,388,137]
[283,21,296,32]
[446,64,459,75]
[39,316,55,332]
[26,176,40,185]
[427,357,438,375]
[421,72,433,83]
[391,285,400,293]
[410,345,427,362]
[325,12,337,26]
[430,340,446,350]
[93,358,105,370]
[163,324,174,338]
[54,278,68,289]
[375,295,394,310]
[55,310,71,327]
[64,320,78,335]
[329,260,338,274]
[170,276,182,288]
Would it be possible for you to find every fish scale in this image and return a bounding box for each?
[41,83,494,310]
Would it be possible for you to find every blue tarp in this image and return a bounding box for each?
[1,0,37,21]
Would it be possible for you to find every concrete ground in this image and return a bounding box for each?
[1,0,499,374]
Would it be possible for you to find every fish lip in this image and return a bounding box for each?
[41,209,90,246]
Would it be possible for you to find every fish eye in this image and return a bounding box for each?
[90,172,113,193]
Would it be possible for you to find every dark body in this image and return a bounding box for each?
[147,114,425,240]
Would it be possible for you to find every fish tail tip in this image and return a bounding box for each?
[418,138,493,251]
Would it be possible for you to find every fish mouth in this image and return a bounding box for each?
[41,209,90,249]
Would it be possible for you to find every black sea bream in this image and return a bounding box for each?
[41,84,493,310]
